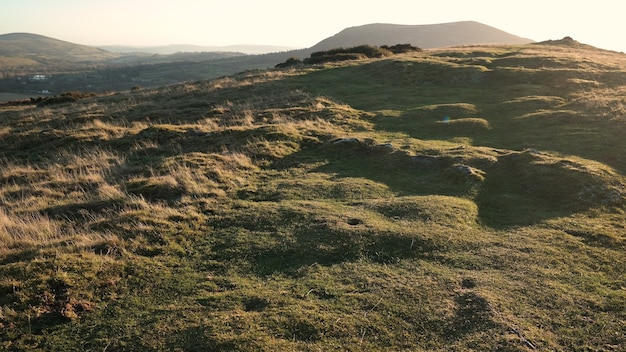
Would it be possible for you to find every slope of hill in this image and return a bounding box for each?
[0,32,120,64]
[0,40,625,351]
[309,21,533,52]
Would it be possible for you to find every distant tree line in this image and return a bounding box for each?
[275,44,421,68]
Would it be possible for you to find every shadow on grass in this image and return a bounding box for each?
[280,142,621,230]
[251,225,437,276]
[272,140,473,198]
[445,292,497,340]
[475,151,616,228]
[210,203,439,276]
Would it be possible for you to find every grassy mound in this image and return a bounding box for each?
[477,150,626,226]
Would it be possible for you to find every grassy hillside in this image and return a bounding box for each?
[0,33,119,74]
[0,33,261,92]
[0,33,118,61]
[0,40,625,351]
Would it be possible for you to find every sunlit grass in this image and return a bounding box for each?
[0,42,625,350]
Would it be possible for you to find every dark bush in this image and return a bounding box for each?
[349,45,394,58]
[37,91,96,107]
[280,44,422,67]
[303,53,367,65]
[302,45,393,65]
[381,44,422,54]
[310,45,393,59]
[275,57,303,68]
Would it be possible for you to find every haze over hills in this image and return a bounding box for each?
[94,21,532,56]
[99,44,300,55]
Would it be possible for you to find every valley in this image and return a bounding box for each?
[0,22,533,101]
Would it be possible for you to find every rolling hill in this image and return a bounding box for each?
[308,21,533,52]
[0,38,625,351]
[0,32,120,65]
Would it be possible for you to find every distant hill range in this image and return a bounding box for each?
[99,44,299,55]
[308,21,533,53]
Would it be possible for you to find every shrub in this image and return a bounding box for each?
[296,44,420,66]
[309,45,393,59]
[303,53,367,65]
[381,44,422,54]
[37,91,97,107]
[275,57,303,68]
[303,45,394,65]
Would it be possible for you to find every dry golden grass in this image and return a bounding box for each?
[0,209,62,250]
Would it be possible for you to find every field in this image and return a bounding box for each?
[0,53,281,98]
[0,41,625,351]
[0,93,32,103]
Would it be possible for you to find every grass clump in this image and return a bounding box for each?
[434,117,491,134]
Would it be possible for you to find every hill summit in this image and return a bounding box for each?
[309,21,533,52]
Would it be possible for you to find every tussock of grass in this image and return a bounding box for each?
[435,117,491,133]
[413,102,479,117]
[126,175,190,201]
[514,109,583,121]
[502,95,566,107]
[0,209,64,250]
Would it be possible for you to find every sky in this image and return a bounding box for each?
[1,0,625,52]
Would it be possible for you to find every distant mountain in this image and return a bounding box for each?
[309,21,533,52]
[99,44,299,55]
[0,33,120,64]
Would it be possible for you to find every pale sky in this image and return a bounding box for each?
[1,0,624,52]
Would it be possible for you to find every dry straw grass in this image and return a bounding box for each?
[0,209,62,250]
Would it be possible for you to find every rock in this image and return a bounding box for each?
[451,164,485,180]
[332,137,360,145]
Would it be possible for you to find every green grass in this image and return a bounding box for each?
[0,43,625,351]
